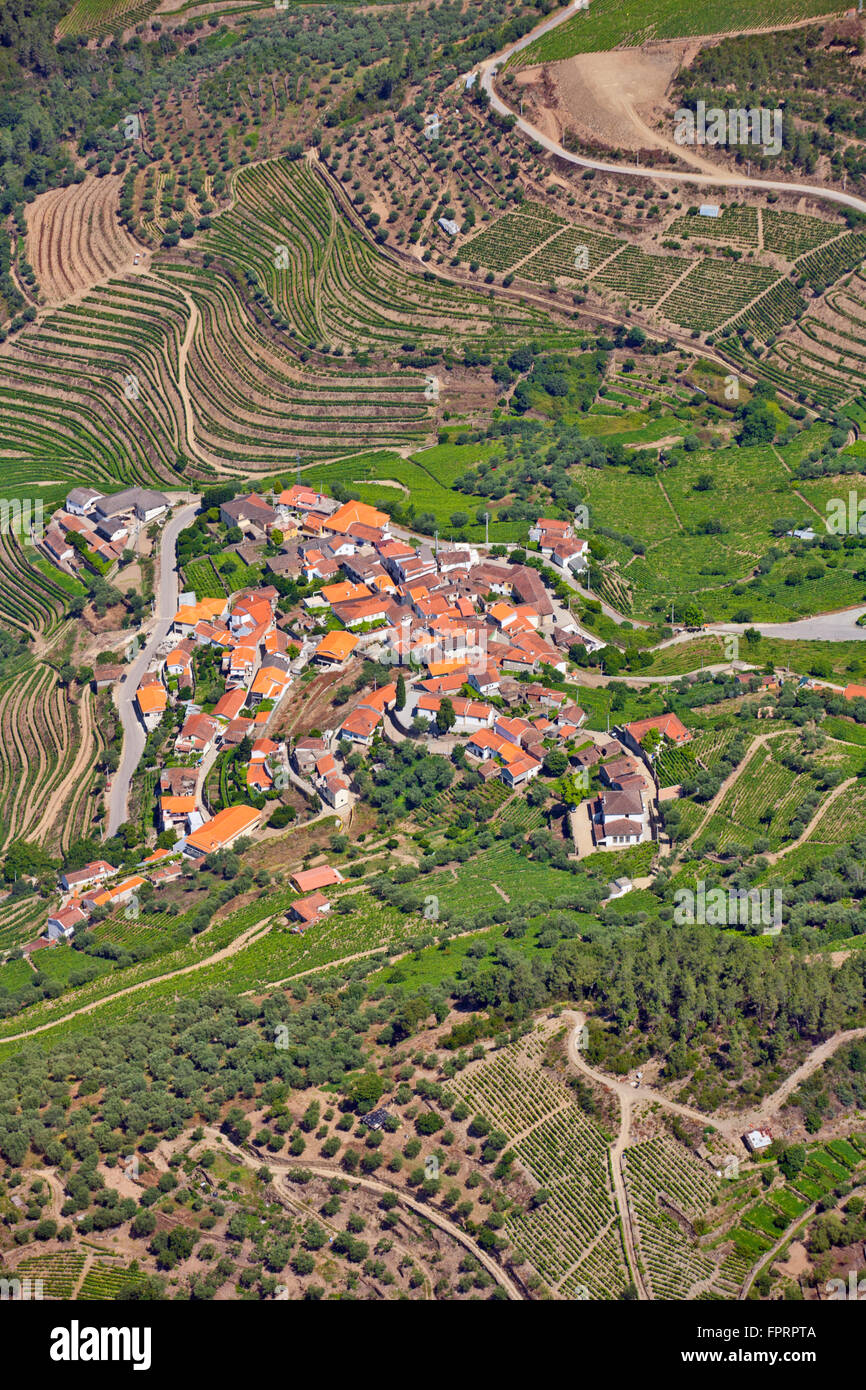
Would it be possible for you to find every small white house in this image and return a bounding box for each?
[743,1128,773,1153]
[65,487,103,516]
[699,204,721,218]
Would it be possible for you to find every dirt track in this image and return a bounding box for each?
[480,7,866,217]
[565,1009,866,1297]
[520,45,724,175]
[199,1126,524,1300]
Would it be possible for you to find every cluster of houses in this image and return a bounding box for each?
[43,487,170,575]
[39,848,182,948]
[119,490,668,863]
[131,581,295,851]
[125,487,603,800]
[527,516,589,574]
[589,713,691,848]
[136,585,292,735]
[35,802,269,952]
[29,489,635,954]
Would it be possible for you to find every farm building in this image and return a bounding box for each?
[93,487,169,523]
[46,904,87,942]
[621,714,691,759]
[183,805,263,857]
[65,487,102,515]
[59,860,116,893]
[743,1129,773,1153]
[291,865,344,894]
[289,891,331,929]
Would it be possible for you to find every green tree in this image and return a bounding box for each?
[350,1072,383,1113]
[437,698,456,733]
[543,749,568,777]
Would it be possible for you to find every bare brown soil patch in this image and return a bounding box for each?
[26,176,146,307]
[775,1240,811,1280]
[521,45,708,160]
[516,45,736,176]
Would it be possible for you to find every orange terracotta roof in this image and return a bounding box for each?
[321,580,371,605]
[427,657,468,679]
[136,684,167,714]
[213,688,247,720]
[625,713,691,743]
[185,805,261,853]
[315,630,359,662]
[340,707,381,739]
[326,500,390,534]
[291,865,343,893]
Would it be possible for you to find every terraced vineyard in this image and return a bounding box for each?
[25,176,143,306]
[0,276,189,490]
[0,532,70,640]
[458,202,566,272]
[513,0,847,65]
[727,276,806,343]
[624,1138,747,1300]
[77,1258,137,1300]
[0,665,101,855]
[655,728,743,790]
[57,0,161,37]
[182,556,229,599]
[157,160,556,469]
[694,736,860,854]
[667,206,759,250]
[15,1250,87,1299]
[661,260,779,333]
[723,267,866,407]
[797,232,866,292]
[592,246,693,308]
[0,158,562,491]
[806,780,866,844]
[0,893,49,953]
[518,224,624,281]
[762,209,842,259]
[452,1030,628,1297]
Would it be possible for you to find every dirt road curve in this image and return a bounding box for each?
[199,1129,524,1300]
[756,1027,866,1118]
[564,1010,866,1298]
[478,3,866,218]
[107,499,199,837]
[567,1012,866,1145]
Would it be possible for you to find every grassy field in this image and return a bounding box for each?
[578,426,866,622]
[640,635,866,681]
[309,445,525,543]
[420,846,582,917]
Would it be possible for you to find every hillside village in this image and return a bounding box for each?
[33,480,701,950]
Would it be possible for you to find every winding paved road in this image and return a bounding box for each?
[478,3,866,216]
[106,498,199,837]
[713,609,866,643]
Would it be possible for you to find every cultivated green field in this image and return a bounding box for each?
[515,0,847,65]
